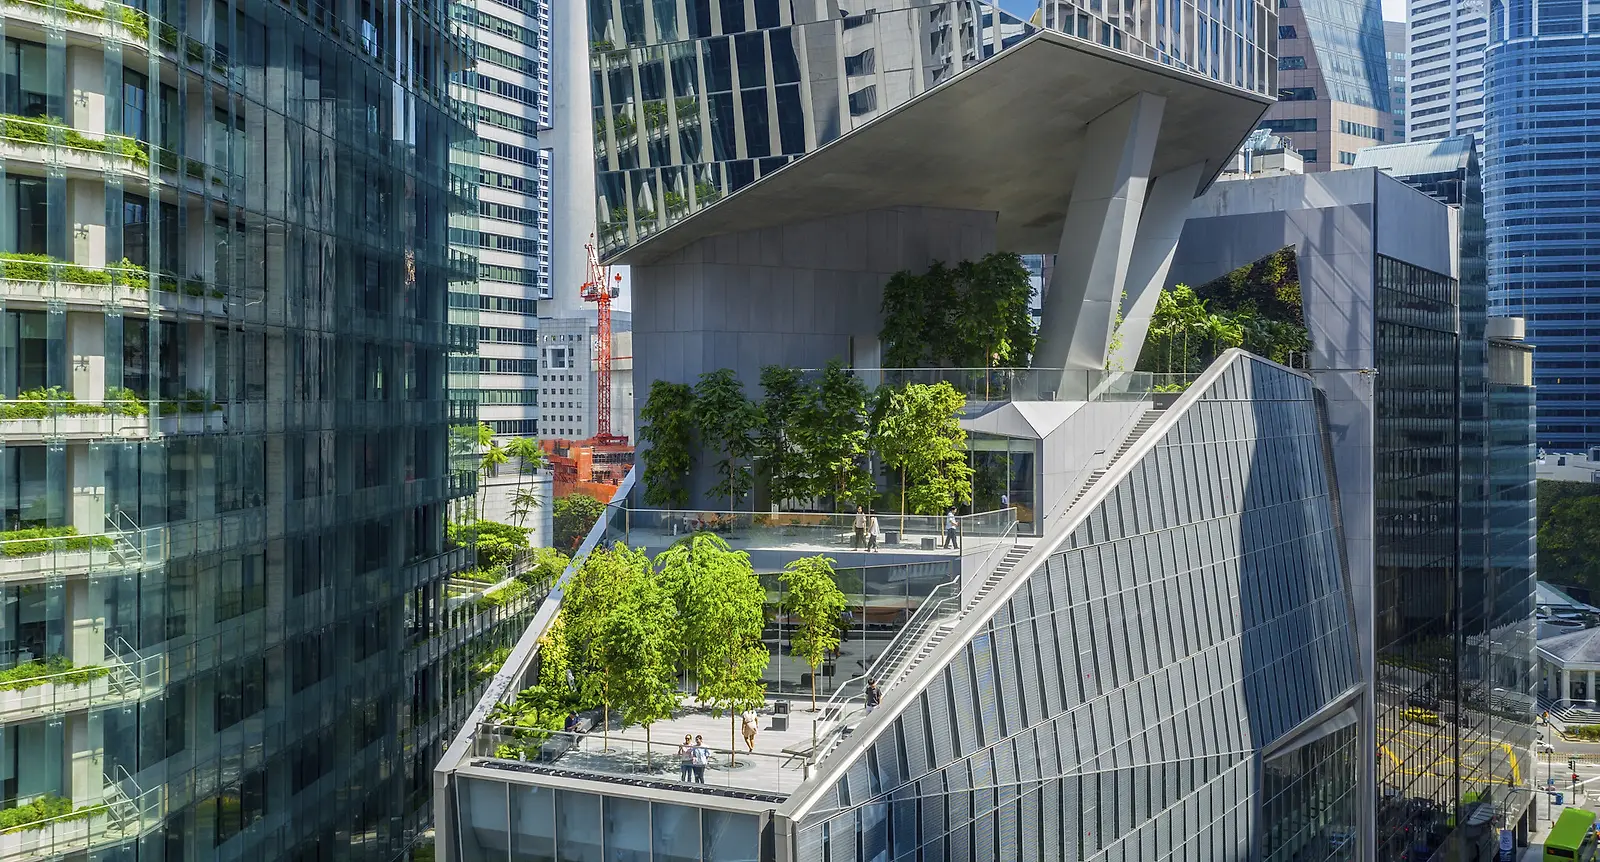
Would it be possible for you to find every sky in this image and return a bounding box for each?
[1382,0,1406,21]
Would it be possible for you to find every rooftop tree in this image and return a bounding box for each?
[794,360,871,508]
[563,543,654,747]
[781,555,846,710]
[872,382,974,524]
[693,369,760,510]
[638,380,696,508]
[552,492,606,553]
[756,365,812,507]
[596,562,683,768]
[656,532,768,762]
[506,437,549,529]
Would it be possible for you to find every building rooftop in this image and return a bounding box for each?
[1539,626,1600,665]
[1352,135,1474,177]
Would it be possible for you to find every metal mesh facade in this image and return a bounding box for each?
[793,354,1362,862]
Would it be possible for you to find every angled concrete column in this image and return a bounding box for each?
[1035,91,1165,385]
[1104,161,1206,372]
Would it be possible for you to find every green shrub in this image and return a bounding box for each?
[118,4,150,39]
[112,135,149,168]
[58,264,112,286]
[106,386,148,417]
[61,0,106,22]
[0,525,114,557]
[0,251,53,281]
[61,127,107,153]
[469,580,531,613]
[0,794,81,834]
[113,258,149,290]
[0,114,54,145]
[1571,725,1600,742]
[456,567,502,584]
[0,656,110,692]
[1,388,112,419]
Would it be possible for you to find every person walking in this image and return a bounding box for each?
[853,506,867,549]
[865,679,882,713]
[691,735,710,783]
[676,734,695,782]
[741,711,759,753]
[867,513,879,552]
[943,509,959,549]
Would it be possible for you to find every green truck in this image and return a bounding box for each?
[1546,807,1598,861]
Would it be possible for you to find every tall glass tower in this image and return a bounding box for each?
[0,0,507,856]
[1256,0,1392,168]
[1485,0,1600,449]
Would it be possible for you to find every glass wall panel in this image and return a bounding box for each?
[557,790,604,862]
[604,795,651,862]
[702,810,759,862]
[652,802,701,862]
[510,784,556,862]
[458,776,510,862]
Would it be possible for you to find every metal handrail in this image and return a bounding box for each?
[805,522,1020,766]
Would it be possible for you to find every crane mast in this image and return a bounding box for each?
[579,237,626,445]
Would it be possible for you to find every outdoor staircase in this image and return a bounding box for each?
[810,538,1037,764]
[1065,407,1165,511]
[807,401,1174,770]
[104,509,144,571]
[888,541,1035,691]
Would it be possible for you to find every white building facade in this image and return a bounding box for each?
[1406,0,1488,142]
[456,0,553,438]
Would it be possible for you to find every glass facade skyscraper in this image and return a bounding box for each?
[0,0,525,857]
[1484,0,1600,450]
[1255,0,1391,168]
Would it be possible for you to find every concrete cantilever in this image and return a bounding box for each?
[602,29,1272,269]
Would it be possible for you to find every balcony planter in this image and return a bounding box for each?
[0,674,113,719]
[0,811,94,858]
[1152,392,1181,409]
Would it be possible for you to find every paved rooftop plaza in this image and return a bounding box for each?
[473,696,876,799]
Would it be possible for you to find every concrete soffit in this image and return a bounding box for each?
[605,31,1270,267]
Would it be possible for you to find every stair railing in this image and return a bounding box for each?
[806,522,1020,770]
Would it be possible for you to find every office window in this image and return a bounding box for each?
[1278,55,1306,69]
[3,38,50,117]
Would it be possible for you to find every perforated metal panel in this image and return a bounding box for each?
[789,355,1360,862]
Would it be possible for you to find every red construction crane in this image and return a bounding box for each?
[580,236,627,445]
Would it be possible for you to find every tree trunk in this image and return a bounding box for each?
[730,710,738,767]
[603,701,610,751]
[645,723,652,771]
[900,468,908,535]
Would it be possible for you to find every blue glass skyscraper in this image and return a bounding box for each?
[1485,0,1600,449]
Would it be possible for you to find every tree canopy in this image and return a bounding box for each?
[794,361,872,507]
[638,380,696,508]
[781,555,846,709]
[1136,248,1310,374]
[880,252,1036,369]
[756,365,812,507]
[692,369,760,509]
[552,492,607,552]
[447,519,532,572]
[656,532,769,758]
[872,382,974,516]
[1540,480,1600,597]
